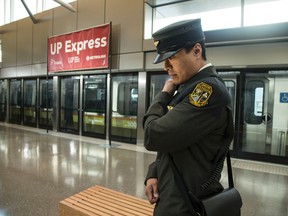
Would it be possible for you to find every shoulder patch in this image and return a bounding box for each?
[189,82,213,107]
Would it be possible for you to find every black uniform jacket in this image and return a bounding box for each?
[143,65,234,216]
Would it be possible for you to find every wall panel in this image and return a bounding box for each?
[16,65,32,77]
[119,52,144,70]
[52,2,78,36]
[77,0,105,29]
[33,11,53,64]
[32,63,47,77]
[1,22,17,67]
[145,42,288,71]
[207,42,288,68]
[17,18,33,66]
[106,0,144,54]
[0,67,16,78]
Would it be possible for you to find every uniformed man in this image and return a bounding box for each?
[143,19,234,215]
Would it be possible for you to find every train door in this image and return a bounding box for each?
[218,72,238,151]
[23,79,37,126]
[111,74,138,144]
[0,80,7,122]
[242,75,270,154]
[240,71,288,162]
[9,79,22,124]
[39,78,53,129]
[82,75,106,138]
[147,73,170,108]
[59,76,80,133]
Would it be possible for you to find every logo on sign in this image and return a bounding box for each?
[68,56,80,63]
[50,59,63,66]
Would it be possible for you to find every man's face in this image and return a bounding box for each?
[164,43,202,85]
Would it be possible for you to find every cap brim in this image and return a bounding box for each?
[153,50,178,64]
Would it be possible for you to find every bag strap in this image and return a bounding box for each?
[201,107,234,190]
[167,77,235,215]
[226,150,234,188]
[168,151,234,216]
[168,154,201,216]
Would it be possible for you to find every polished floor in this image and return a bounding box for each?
[0,123,287,216]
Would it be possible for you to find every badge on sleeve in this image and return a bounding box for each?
[189,82,213,107]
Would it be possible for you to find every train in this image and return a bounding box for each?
[0,69,287,164]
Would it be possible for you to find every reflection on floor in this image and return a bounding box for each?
[0,123,287,216]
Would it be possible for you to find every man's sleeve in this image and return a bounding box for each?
[144,160,158,185]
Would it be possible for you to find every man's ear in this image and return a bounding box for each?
[193,43,202,56]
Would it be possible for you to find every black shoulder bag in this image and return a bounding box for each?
[167,108,242,216]
[168,150,242,216]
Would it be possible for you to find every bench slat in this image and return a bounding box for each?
[87,187,149,205]
[66,196,131,216]
[82,187,153,213]
[59,185,154,216]
[60,200,106,216]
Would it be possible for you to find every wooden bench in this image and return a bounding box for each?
[59,185,155,216]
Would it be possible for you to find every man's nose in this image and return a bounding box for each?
[164,59,172,72]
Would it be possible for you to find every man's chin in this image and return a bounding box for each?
[171,78,180,85]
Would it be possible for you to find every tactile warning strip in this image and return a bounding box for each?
[231,159,288,176]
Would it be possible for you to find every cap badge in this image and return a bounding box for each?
[154,40,159,47]
[167,105,173,111]
[189,82,213,107]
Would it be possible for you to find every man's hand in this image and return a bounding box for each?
[145,178,159,204]
[162,79,177,95]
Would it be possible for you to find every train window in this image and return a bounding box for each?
[84,77,106,113]
[244,80,264,124]
[82,75,106,137]
[131,88,138,102]
[61,78,79,109]
[9,80,22,123]
[24,80,36,106]
[117,82,138,116]
[0,80,6,104]
[10,80,21,106]
[39,79,53,128]
[224,80,236,113]
[254,87,263,116]
[23,79,37,125]
[149,74,170,106]
[111,74,138,143]
[0,80,7,121]
[60,77,80,132]
[40,79,53,108]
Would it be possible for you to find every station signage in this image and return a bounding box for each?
[48,23,110,73]
[280,92,288,103]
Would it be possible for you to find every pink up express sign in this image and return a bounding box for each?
[48,23,110,72]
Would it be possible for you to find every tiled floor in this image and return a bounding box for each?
[0,122,287,216]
